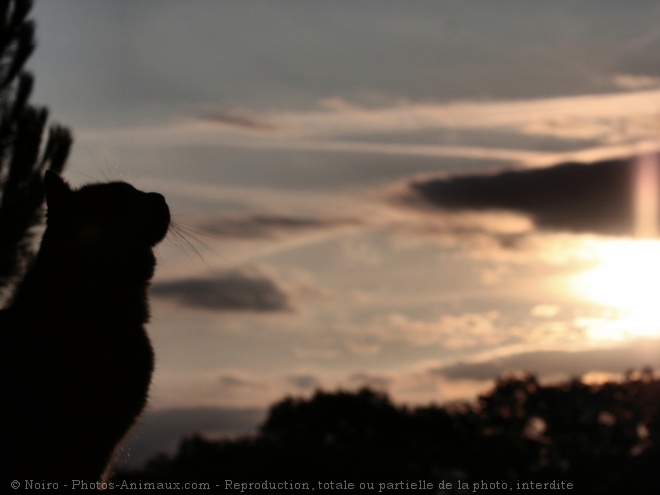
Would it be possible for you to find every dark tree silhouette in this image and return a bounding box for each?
[0,0,71,298]
[122,372,660,494]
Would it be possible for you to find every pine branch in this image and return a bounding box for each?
[0,0,71,298]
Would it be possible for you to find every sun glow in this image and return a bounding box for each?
[634,153,660,238]
[569,153,660,341]
[571,239,660,340]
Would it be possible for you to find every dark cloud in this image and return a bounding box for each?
[409,155,660,236]
[286,374,322,391]
[432,339,660,381]
[151,271,291,312]
[197,107,279,132]
[197,214,358,239]
[218,374,265,389]
[120,406,265,467]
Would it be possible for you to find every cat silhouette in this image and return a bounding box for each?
[1,171,170,483]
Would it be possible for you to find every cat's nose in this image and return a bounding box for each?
[147,192,170,245]
[148,192,170,220]
[148,192,166,203]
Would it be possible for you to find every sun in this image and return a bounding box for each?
[570,239,660,340]
[568,153,660,341]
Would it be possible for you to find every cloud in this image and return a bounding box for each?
[351,310,585,354]
[530,304,561,318]
[269,90,660,146]
[366,312,504,350]
[380,190,551,264]
[292,346,342,360]
[407,154,660,236]
[286,374,322,391]
[218,373,265,390]
[613,74,660,91]
[432,338,660,381]
[196,106,280,132]
[79,87,660,172]
[151,269,291,312]
[196,213,359,239]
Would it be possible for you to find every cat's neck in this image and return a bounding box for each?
[11,229,156,324]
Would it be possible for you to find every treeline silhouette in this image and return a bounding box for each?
[117,370,659,493]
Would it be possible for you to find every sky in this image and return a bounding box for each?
[29,0,660,465]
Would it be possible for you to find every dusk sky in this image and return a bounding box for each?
[30,1,660,465]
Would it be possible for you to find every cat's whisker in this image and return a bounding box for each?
[102,155,123,183]
[82,146,105,184]
[167,227,200,259]
[166,218,223,267]
[67,166,102,185]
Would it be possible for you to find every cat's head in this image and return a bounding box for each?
[44,171,170,252]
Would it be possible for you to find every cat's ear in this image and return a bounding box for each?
[44,170,72,210]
